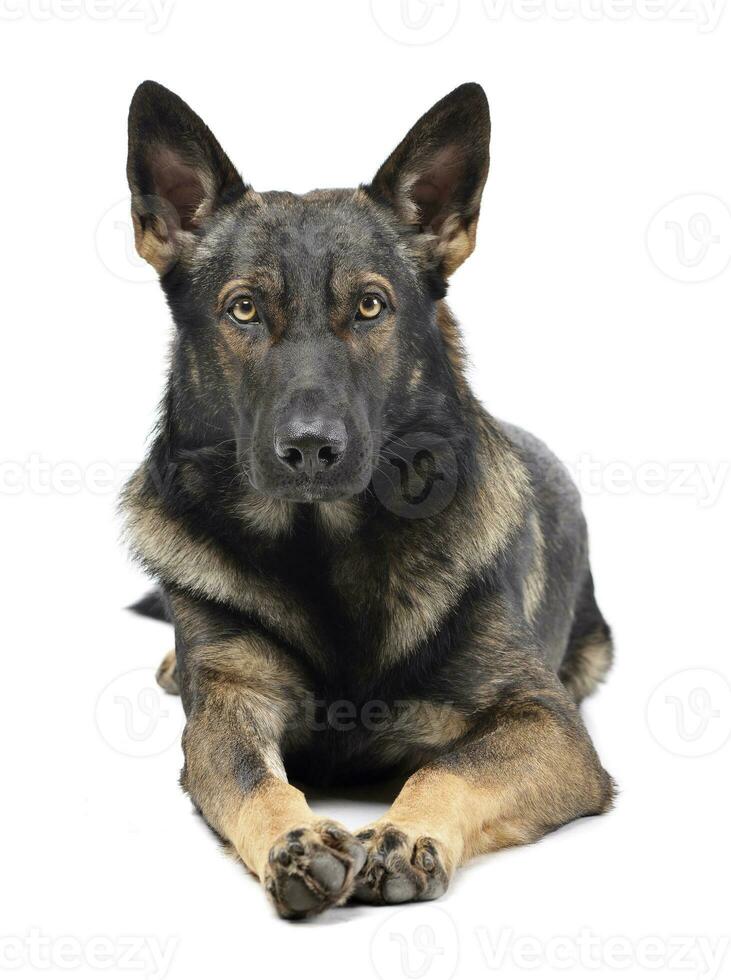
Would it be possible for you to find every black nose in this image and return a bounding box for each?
[274,417,347,476]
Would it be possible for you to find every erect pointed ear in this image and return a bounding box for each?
[366,83,490,278]
[126,81,246,275]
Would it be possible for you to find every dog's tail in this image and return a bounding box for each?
[127,589,170,623]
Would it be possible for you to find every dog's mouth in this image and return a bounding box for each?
[248,467,373,504]
[268,486,358,504]
[245,453,372,504]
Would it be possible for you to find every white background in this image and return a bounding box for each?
[1,1,730,978]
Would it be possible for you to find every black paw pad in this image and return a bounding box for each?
[353,826,450,905]
[264,822,365,921]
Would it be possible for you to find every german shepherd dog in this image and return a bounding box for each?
[122,80,615,919]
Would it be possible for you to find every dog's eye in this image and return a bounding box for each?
[227,296,260,325]
[356,294,384,321]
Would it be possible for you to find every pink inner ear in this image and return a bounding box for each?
[410,145,464,232]
[148,146,207,231]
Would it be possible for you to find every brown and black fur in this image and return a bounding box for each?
[122,80,614,919]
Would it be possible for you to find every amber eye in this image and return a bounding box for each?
[356,294,384,321]
[227,296,259,325]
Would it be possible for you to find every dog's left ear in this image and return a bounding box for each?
[127,80,246,275]
[366,83,490,278]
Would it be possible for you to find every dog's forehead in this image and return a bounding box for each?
[193,189,418,287]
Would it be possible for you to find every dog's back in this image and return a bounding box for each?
[497,421,613,698]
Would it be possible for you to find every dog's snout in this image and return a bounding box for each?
[253,383,371,500]
[274,417,347,476]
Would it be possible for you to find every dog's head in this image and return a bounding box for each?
[127,81,490,503]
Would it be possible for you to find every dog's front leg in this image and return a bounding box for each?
[354,672,614,904]
[171,595,365,919]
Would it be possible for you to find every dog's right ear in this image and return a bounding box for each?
[127,81,246,274]
[366,83,490,279]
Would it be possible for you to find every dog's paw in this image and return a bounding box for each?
[353,823,450,904]
[263,820,366,920]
